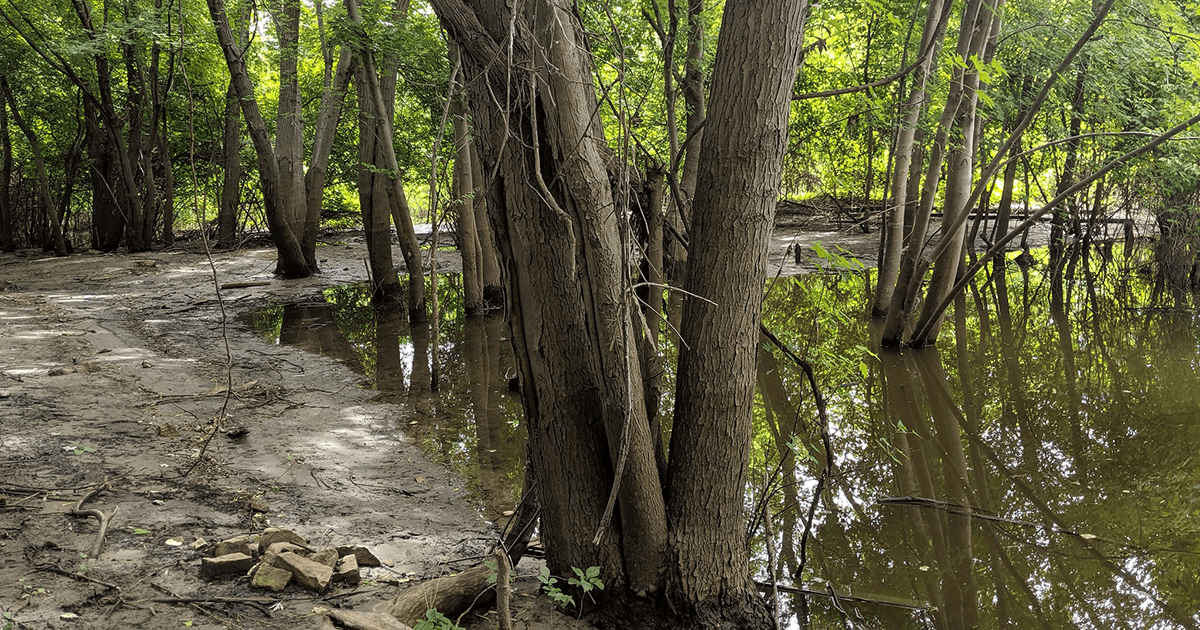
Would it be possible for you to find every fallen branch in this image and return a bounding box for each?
[754,580,928,612]
[35,562,120,591]
[71,482,116,558]
[149,596,272,617]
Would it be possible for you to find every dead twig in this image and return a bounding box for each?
[71,482,116,558]
[35,562,120,591]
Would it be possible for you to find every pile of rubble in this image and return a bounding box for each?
[199,527,381,593]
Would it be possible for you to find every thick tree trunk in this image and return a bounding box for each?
[218,82,242,248]
[274,0,308,253]
[0,97,12,252]
[206,0,310,278]
[2,79,67,256]
[666,0,804,624]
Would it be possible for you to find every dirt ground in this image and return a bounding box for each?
[0,235,592,630]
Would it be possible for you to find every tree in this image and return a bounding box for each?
[206,0,356,278]
[401,0,805,626]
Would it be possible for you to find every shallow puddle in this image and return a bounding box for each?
[242,280,525,525]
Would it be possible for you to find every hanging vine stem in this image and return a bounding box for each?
[758,326,834,582]
[172,5,235,480]
[592,0,638,546]
[427,53,462,392]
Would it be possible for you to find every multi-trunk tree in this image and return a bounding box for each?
[413,0,804,626]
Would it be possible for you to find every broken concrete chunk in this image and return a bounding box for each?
[333,554,361,585]
[259,527,307,551]
[262,541,307,567]
[213,536,253,558]
[275,551,333,593]
[310,548,339,568]
[251,563,293,592]
[199,552,254,579]
[336,545,382,567]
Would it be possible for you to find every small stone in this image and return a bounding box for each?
[157,423,180,438]
[141,360,153,368]
[199,552,254,579]
[336,545,382,567]
[260,527,307,550]
[275,551,332,593]
[333,555,360,584]
[327,610,412,630]
[310,548,339,568]
[251,563,292,592]
[262,541,307,567]
[213,536,252,557]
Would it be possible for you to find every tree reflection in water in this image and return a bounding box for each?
[751,248,1200,630]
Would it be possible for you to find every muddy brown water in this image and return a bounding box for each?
[252,244,1200,630]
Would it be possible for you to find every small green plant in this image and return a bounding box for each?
[69,441,97,455]
[3,611,16,630]
[412,608,464,630]
[539,565,604,612]
[568,565,604,600]
[76,552,93,575]
[538,566,575,609]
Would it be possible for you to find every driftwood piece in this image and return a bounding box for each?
[219,281,272,290]
[380,563,494,626]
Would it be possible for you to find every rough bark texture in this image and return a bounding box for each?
[665,0,804,625]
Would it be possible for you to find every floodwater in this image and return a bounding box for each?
[246,246,1200,630]
[242,279,525,525]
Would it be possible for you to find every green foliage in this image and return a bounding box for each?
[538,565,575,609]
[412,608,463,630]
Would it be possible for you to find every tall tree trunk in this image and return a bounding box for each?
[0,96,12,252]
[206,0,310,278]
[218,81,242,248]
[302,49,354,269]
[666,0,805,623]
[873,0,950,316]
[449,40,484,316]
[2,79,67,256]
[469,137,503,307]
[217,1,250,249]
[355,63,404,307]
[880,0,987,344]
[344,0,427,321]
[274,0,308,252]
